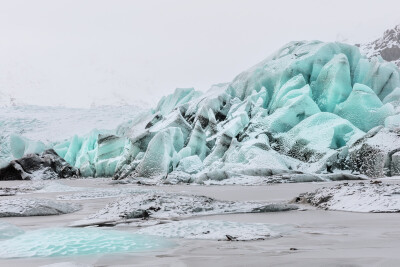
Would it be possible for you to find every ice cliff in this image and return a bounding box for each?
[3,41,400,182]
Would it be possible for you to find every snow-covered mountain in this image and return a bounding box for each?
[357,25,400,67]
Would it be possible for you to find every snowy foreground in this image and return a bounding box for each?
[296,181,400,212]
[0,178,398,266]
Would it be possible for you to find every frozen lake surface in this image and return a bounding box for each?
[0,178,398,266]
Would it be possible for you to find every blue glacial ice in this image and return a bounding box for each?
[0,227,171,258]
[2,40,400,181]
[0,222,24,240]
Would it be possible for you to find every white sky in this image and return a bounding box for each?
[0,0,399,107]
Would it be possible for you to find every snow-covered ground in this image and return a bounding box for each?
[297,181,400,212]
[0,198,81,217]
[71,191,297,227]
[136,220,293,241]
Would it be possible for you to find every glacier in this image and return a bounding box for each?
[2,40,400,182]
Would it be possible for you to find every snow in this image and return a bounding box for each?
[0,198,81,217]
[297,181,400,212]
[136,220,293,241]
[358,24,400,67]
[71,192,298,226]
[57,187,152,201]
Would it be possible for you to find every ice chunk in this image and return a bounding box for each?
[203,134,232,167]
[279,112,364,161]
[263,88,320,133]
[10,134,46,159]
[268,74,307,113]
[134,127,184,178]
[392,151,400,176]
[312,54,352,112]
[155,87,202,116]
[383,87,400,108]
[0,149,78,180]
[73,192,297,226]
[186,122,209,160]
[348,127,400,177]
[335,83,394,132]
[176,155,203,174]
[385,114,400,129]
[354,58,400,100]
[297,182,400,212]
[149,110,192,140]
[0,198,81,217]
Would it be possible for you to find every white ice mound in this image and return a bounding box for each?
[0,227,171,258]
[0,198,81,217]
[137,220,293,241]
[72,192,297,226]
[296,181,400,212]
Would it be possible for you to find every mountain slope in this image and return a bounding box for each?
[358,25,400,67]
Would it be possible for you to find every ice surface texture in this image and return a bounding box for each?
[0,227,170,258]
[72,192,297,226]
[136,220,292,241]
[296,181,400,212]
[0,198,81,217]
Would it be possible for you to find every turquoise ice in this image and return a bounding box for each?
[4,40,400,179]
[0,227,172,258]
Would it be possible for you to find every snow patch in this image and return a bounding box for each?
[136,220,293,241]
[0,198,81,217]
[296,181,400,212]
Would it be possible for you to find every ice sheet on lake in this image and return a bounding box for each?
[40,262,92,267]
[0,198,81,217]
[71,192,298,226]
[0,227,171,258]
[137,220,293,241]
[296,181,400,212]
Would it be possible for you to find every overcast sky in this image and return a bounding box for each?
[0,0,399,108]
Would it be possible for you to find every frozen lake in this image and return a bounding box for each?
[0,178,398,266]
